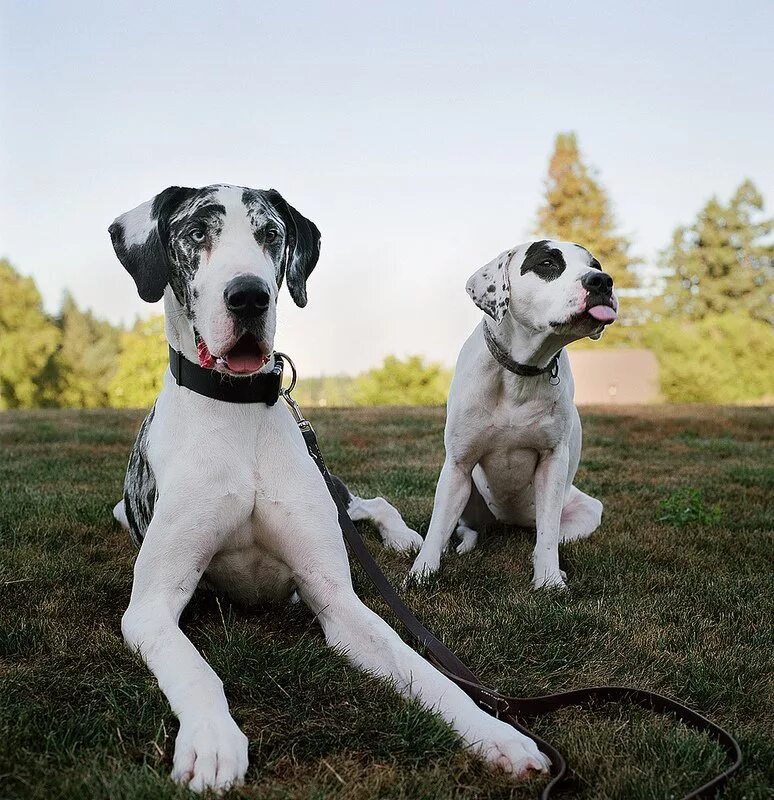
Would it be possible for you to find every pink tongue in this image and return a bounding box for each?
[225,352,268,373]
[587,305,617,323]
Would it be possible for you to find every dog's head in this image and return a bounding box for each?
[108,184,320,375]
[466,240,618,339]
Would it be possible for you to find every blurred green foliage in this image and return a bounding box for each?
[107,317,168,408]
[643,313,774,402]
[36,292,121,408]
[0,258,60,409]
[352,355,452,406]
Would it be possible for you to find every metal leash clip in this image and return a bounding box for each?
[275,351,312,432]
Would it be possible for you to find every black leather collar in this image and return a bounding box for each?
[483,323,561,383]
[168,345,284,404]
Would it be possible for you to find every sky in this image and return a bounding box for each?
[1,0,772,376]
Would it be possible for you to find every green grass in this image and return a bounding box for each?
[1,405,772,800]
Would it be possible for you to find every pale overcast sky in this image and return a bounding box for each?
[2,1,772,375]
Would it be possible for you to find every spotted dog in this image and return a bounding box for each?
[109,185,549,793]
[410,240,618,590]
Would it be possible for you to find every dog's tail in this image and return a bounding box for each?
[113,499,129,530]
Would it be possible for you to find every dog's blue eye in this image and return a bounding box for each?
[265,228,279,243]
[541,260,552,267]
[190,229,206,244]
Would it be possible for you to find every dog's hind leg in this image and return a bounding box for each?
[455,522,478,554]
[329,474,422,553]
[559,485,603,543]
[454,478,494,555]
[344,488,423,553]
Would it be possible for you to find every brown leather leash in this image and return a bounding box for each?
[279,380,742,799]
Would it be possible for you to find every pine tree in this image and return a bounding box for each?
[658,180,773,324]
[38,292,121,407]
[535,133,640,291]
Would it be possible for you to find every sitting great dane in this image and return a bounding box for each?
[108,184,549,793]
[410,240,617,590]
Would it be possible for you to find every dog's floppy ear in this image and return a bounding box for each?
[266,189,321,308]
[108,186,196,302]
[466,249,513,324]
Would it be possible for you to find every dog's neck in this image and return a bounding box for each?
[483,316,570,371]
[164,293,200,365]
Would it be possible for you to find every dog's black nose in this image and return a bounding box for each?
[581,271,614,293]
[224,275,271,318]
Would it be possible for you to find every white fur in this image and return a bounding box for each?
[117,196,550,793]
[119,197,156,248]
[410,241,615,590]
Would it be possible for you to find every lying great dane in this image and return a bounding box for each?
[108,184,549,792]
[410,240,618,590]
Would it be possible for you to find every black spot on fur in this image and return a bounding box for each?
[259,189,321,308]
[520,240,566,282]
[109,186,203,303]
[573,243,602,270]
[123,404,158,547]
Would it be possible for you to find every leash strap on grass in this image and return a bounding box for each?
[293,410,741,799]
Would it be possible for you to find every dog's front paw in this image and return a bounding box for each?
[172,713,249,793]
[383,525,424,553]
[466,716,551,777]
[531,568,568,591]
[408,551,440,583]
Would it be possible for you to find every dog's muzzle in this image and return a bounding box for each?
[581,271,617,324]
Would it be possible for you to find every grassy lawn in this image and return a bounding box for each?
[1,405,772,800]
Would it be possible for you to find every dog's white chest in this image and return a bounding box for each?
[150,389,315,606]
[469,395,571,524]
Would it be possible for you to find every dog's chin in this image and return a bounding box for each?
[198,333,272,376]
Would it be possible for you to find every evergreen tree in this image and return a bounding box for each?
[0,259,60,408]
[658,180,773,323]
[535,133,640,292]
[38,292,121,407]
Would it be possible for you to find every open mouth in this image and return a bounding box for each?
[197,333,270,374]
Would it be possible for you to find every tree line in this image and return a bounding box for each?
[1,132,772,409]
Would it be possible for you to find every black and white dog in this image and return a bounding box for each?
[109,185,549,793]
[410,241,618,590]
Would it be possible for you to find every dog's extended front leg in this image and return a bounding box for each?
[121,501,248,793]
[532,444,570,589]
[298,573,549,777]
[409,458,473,580]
